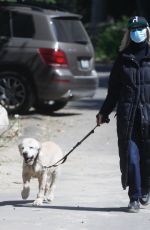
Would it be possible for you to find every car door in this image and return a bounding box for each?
[0,9,11,52]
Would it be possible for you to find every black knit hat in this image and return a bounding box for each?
[128,16,149,29]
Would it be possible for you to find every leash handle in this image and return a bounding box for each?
[43,125,98,169]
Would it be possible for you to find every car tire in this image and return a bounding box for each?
[0,71,33,114]
[35,99,68,113]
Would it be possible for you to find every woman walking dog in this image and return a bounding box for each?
[96,16,150,213]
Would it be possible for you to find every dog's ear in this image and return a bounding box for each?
[37,145,41,153]
[18,142,23,155]
[17,138,25,153]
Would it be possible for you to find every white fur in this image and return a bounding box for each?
[18,138,63,206]
[0,105,9,136]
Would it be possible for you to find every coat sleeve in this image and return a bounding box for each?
[100,56,122,117]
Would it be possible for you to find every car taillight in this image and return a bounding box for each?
[38,48,68,67]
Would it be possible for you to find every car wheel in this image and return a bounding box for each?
[35,99,68,113]
[0,71,32,114]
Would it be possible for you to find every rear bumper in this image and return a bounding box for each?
[70,71,98,99]
[36,68,98,101]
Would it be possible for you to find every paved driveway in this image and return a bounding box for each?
[0,65,150,230]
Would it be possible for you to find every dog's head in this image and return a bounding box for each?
[18,138,41,165]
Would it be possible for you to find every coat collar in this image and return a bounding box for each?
[121,43,150,63]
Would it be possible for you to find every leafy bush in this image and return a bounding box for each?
[89,16,129,62]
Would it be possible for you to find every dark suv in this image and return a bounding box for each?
[0,2,98,114]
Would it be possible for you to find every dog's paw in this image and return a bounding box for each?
[46,193,54,202]
[33,198,43,206]
[21,187,30,199]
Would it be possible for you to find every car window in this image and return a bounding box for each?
[0,11,10,37]
[12,12,35,38]
[51,17,89,44]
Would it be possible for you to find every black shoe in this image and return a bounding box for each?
[139,189,150,206]
[128,200,140,213]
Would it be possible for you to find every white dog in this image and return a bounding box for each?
[18,137,63,206]
[0,105,9,136]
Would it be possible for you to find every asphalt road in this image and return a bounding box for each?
[0,65,150,230]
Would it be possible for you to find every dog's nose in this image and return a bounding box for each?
[23,152,28,158]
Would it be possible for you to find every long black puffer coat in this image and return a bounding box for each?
[100,43,150,189]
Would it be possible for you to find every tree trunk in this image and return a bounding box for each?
[91,0,107,26]
[135,0,144,15]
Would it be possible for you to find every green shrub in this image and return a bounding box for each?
[90,16,129,62]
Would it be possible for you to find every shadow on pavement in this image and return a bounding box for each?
[39,205,128,213]
[0,200,127,213]
[20,110,82,117]
[0,200,34,206]
[18,98,104,116]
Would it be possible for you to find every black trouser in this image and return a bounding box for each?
[128,109,150,201]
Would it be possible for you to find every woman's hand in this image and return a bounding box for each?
[96,113,104,126]
[96,113,110,126]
